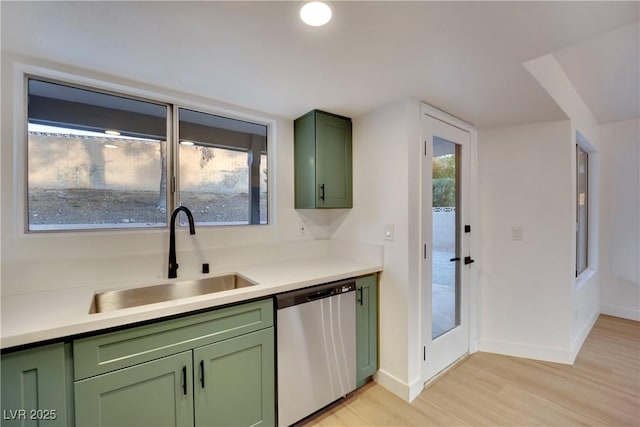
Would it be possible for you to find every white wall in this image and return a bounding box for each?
[599,118,640,320]
[478,120,577,363]
[0,55,332,296]
[331,98,423,401]
[524,53,602,358]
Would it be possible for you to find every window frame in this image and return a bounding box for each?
[576,143,588,277]
[20,69,274,234]
[575,130,597,282]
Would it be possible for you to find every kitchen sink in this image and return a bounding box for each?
[89,274,256,314]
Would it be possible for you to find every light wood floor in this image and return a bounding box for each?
[305,315,640,426]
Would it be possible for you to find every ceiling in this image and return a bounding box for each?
[2,1,638,127]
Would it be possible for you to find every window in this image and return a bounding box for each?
[178,108,268,225]
[27,79,168,231]
[26,77,269,232]
[576,143,588,276]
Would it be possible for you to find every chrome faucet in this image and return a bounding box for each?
[168,206,196,279]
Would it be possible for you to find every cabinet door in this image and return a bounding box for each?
[356,275,378,388]
[75,351,194,427]
[315,112,352,208]
[1,343,70,427]
[294,110,317,209]
[194,328,275,427]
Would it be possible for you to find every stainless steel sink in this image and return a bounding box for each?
[89,274,256,314]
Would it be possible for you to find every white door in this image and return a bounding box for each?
[422,113,472,381]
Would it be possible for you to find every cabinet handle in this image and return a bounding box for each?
[199,360,205,388]
[357,287,363,305]
[320,184,325,201]
[182,366,187,395]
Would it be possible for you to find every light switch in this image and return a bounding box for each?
[512,226,523,241]
[384,224,394,241]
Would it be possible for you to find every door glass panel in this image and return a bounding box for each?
[432,137,460,339]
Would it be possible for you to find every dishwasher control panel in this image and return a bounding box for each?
[276,279,356,309]
[340,284,354,293]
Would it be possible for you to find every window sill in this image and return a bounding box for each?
[575,268,596,290]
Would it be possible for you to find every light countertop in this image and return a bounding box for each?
[1,255,382,350]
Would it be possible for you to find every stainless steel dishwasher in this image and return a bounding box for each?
[276,279,356,426]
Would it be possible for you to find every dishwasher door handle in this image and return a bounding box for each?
[306,289,333,301]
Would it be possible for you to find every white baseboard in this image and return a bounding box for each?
[600,304,640,321]
[373,369,423,403]
[478,338,575,365]
[408,377,425,402]
[570,310,599,362]
[374,369,409,401]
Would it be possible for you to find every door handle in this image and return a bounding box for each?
[320,184,325,201]
[357,287,363,305]
[199,360,205,388]
[464,256,475,265]
[182,366,187,395]
[449,257,460,262]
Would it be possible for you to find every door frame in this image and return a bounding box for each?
[419,103,478,385]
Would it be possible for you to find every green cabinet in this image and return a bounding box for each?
[355,274,378,388]
[195,329,274,427]
[73,299,275,427]
[75,351,194,427]
[1,343,71,427]
[294,110,352,209]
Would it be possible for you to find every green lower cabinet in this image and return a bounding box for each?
[194,328,275,427]
[74,329,275,427]
[1,343,71,427]
[73,298,275,426]
[75,351,194,427]
[356,274,378,388]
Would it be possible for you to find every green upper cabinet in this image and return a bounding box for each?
[1,343,71,427]
[294,110,353,208]
[356,274,378,388]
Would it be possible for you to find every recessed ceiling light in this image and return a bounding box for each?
[104,130,120,136]
[300,1,333,27]
[180,140,195,146]
[104,144,118,149]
